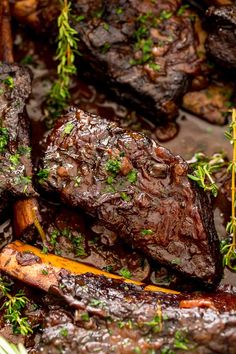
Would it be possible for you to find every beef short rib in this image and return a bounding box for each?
[0,63,36,217]
[12,0,201,122]
[40,108,222,286]
[205,5,236,70]
[38,271,236,354]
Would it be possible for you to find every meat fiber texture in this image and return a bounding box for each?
[40,108,222,286]
[0,63,36,218]
[38,271,236,354]
[205,5,236,70]
[12,0,201,122]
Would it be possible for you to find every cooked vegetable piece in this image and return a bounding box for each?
[0,241,177,294]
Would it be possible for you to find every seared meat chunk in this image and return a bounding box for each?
[181,11,235,125]
[38,271,236,354]
[182,81,235,125]
[12,0,200,122]
[205,0,235,5]
[40,108,222,286]
[0,63,35,218]
[205,5,236,70]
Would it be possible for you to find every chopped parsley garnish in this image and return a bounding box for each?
[171,258,181,265]
[18,145,31,155]
[63,122,74,135]
[106,176,114,185]
[0,128,9,153]
[120,192,130,201]
[41,269,49,275]
[119,267,132,279]
[49,229,60,246]
[93,8,104,18]
[59,327,68,337]
[160,10,173,20]
[75,15,85,22]
[72,235,87,257]
[177,5,189,16]
[116,7,123,15]
[127,169,137,183]
[103,23,110,31]
[15,176,32,193]
[100,42,111,54]
[3,76,14,89]
[148,62,161,71]
[41,245,49,254]
[141,229,153,236]
[105,159,121,174]
[81,312,90,321]
[37,169,50,183]
[144,314,162,333]
[74,175,81,187]
[9,153,20,166]
[20,55,34,65]
[89,299,103,307]
[174,330,191,350]
[102,265,113,272]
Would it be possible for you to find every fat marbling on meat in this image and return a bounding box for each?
[40,108,222,286]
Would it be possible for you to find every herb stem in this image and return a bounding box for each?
[228,109,236,257]
[222,109,236,270]
[46,0,78,127]
[31,207,47,245]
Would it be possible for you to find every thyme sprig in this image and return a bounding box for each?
[221,109,236,270]
[0,278,32,335]
[0,336,27,354]
[188,152,227,197]
[46,0,79,127]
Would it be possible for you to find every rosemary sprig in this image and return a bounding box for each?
[0,336,27,354]
[0,278,32,335]
[46,0,79,127]
[221,109,236,270]
[188,152,227,197]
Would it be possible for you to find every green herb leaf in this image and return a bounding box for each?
[160,10,173,20]
[0,280,33,335]
[81,312,90,321]
[105,159,121,174]
[59,327,68,337]
[9,153,20,166]
[100,42,111,54]
[174,330,191,350]
[148,62,161,71]
[177,5,189,16]
[37,169,50,183]
[46,1,79,127]
[63,122,74,135]
[3,76,14,89]
[120,192,130,201]
[141,229,153,236]
[119,267,132,279]
[0,127,9,153]
[127,169,137,183]
[89,299,103,307]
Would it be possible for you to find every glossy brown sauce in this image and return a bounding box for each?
[0,23,234,291]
